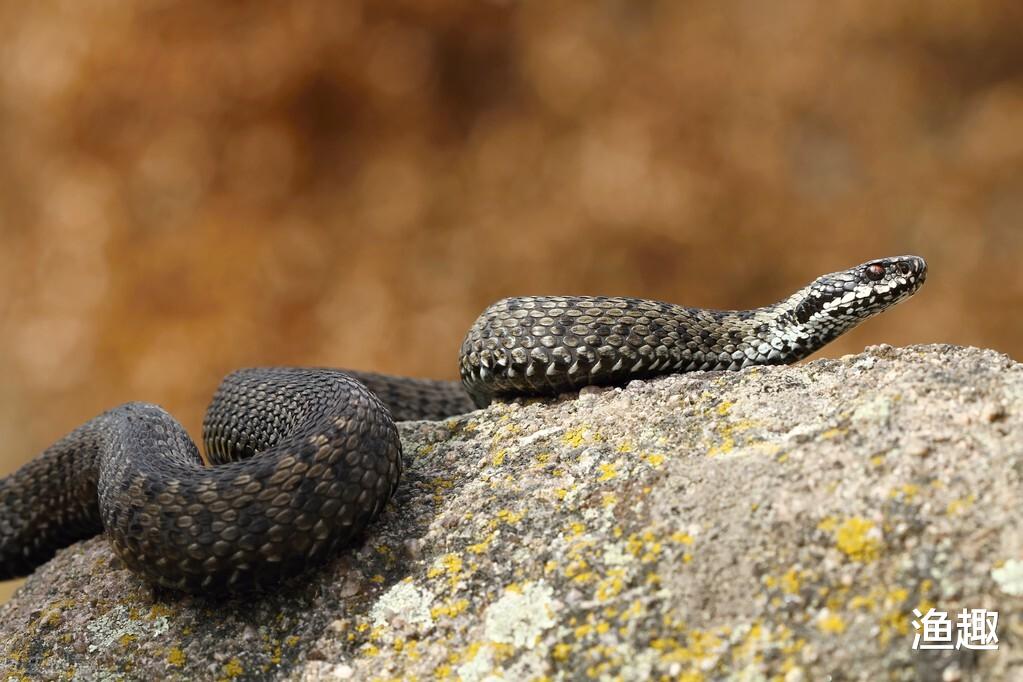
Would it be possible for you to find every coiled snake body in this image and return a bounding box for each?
[0,256,926,593]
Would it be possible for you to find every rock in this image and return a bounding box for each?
[0,345,1019,680]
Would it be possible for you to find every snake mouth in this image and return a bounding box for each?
[905,255,927,286]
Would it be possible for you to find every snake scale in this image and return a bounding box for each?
[0,256,926,593]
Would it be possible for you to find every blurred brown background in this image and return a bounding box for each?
[2,1,1022,601]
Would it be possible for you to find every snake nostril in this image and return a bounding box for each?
[897,262,912,276]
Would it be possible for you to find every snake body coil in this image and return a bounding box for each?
[0,256,926,593]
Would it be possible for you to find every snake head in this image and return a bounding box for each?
[791,255,927,328]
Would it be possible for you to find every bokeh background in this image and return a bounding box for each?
[2,1,1022,601]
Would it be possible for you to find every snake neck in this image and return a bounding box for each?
[731,304,838,368]
[723,280,900,368]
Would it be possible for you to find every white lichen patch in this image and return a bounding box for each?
[851,395,893,422]
[991,559,1023,596]
[518,425,565,446]
[603,541,631,567]
[370,581,435,632]
[455,643,498,682]
[85,605,155,653]
[483,581,555,648]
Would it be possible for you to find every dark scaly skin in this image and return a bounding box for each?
[2,370,408,593]
[460,256,927,405]
[0,256,926,593]
[348,371,475,422]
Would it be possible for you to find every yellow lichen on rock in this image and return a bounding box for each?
[833,517,883,563]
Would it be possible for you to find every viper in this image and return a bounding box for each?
[0,255,926,593]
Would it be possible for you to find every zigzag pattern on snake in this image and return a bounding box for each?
[0,256,927,593]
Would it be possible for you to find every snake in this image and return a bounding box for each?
[0,255,927,593]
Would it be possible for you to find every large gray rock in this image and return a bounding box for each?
[0,345,1020,681]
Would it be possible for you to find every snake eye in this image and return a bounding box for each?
[866,264,886,281]
[897,262,912,275]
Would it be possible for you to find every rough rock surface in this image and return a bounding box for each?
[1,344,1020,681]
